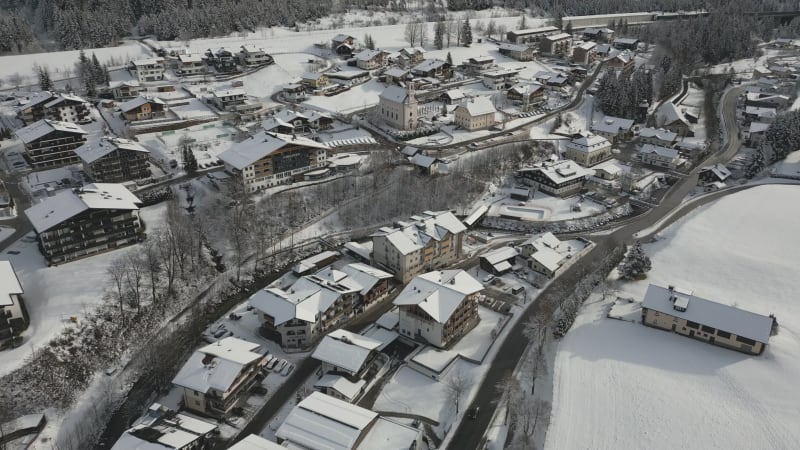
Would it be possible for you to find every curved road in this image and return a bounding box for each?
[446,81,755,450]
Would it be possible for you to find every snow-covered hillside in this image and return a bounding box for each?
[547,185,800,450]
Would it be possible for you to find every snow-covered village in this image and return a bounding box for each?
[1,1,800,449]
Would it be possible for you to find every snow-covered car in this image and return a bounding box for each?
[275,359,288,373]
[266,358,280,371]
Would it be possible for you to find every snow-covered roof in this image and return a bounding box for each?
[508,83,544,96]
[340,263,393,295]
[112,405,218,450]
[0,261,23,307]
[332,34,354,42]
[376,308,399,330]
[358,417,421,450]
[498,43,530,52]
[463,204,489,227]
[130,57,164,66]
[545,32,572,41]
[43,93,87,109]
[314,374,367,401]
[75,136,149,164]
[301,72,326,81]
[171,337,262,394]
[468,55,495,63]
[379,85,412,103]
[640,144,679,159]
[25,183,141,233]
[639,127,677,142]
[531,247,565,272]
[228,435,286,450]
[276,392,378,450]
[178,53,204,63]
[119,96,165,113]
[591,116,635,134]
[642,284,773,344]
[576,41,598,51]
[14,91,54,110]
[213,88,246,98]
[614,37,640,45]
[522,231,562,251]
[744,106,777,118]
[218,131,327,170]
[15,119,87,144]
[567,133,611,153]
[384,67,409,78]
[484,68,521,78]
[410,153,439,168]
[583,27,614,35]
[312,329,382,373]
[443,89,465,101]
[656,102,689,127]
[511,26,559,35]
[518,159,592,184]
[481,246,519,265]
[241,44,265,54]
[394,270,483,323]
[293,250,339,274]
[748,122,770,134]
[700,163,731,181]
[371,211,466,255]
[400,46,426,55]
[354,49,383,61]
[412,58,448,73]
[343,241,372,261]
[455,97,496,117]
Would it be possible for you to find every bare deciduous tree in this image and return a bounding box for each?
[125,253,145,312]
[445,368,471,414]
[405,21,420,46]
[107,258,127,321]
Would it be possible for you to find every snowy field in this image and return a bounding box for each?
[0,203,167,377]
[773,150,800,179]
[546,185,800,450]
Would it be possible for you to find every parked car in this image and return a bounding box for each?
[468,407,480,420]
[281,363,295,376]
[275,359,288,373]
[266,358,279,371]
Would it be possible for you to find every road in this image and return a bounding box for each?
[447,81,749,450]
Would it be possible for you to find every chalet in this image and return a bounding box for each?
[24,183,143,264]
[482,68,520,90]
[573,41,597,65]
[613,37,640,50]
[639,127,678,147]
[698,164,732,185]
[282,84,306,102]
[239,44,273,66]
[507,83,546,111]
[516,159,591,197]
[75,137,150,183]
[564,133,613,167]
[128,58,165,82]
[639,144,681,169]
[177,53,206,76]
[276,392,422,449]
[409,153,442,175]
[312,329,382,379]
[744,122,770,146]
[378,86,419,131]
[641,284,774,356]
[605,50,635,72]
[218,131,327,193]
[206,48,237,73]
[743,106,777,124]
[497,43,536,61]
[0,261,26,350]
[772,38,795,48]
[262,109,333,135]
[352,49,385,70]
[541,33,573,56]
[463,55,495,74]
[110,404,218,450]
[109,80,142,101]
[313,373,367,403]
[16,119,87,169]
[172,337,266,418]
[332,34,356,56]
[411,58,452,79]
[119,96,167,122]
[441,88,466,105]
[655,102,693,137]
[383,67,410,85]
[507,26,560,44]
[395,47,426,67]
[595,164,622,180]
[591,116,635,143]
[519,231,560,257]
[15,92,90,125]
[454,97,497,131]
[479,246,519,275]
[371,211,466,283]
[744,92,790,110]
[394,270,482,348]
[300,72,330,89]
[212,89,263,119]
[582,27,614,42]
[533,71,569,88]
[595,44,614,58]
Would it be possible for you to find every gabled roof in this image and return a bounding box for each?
[213,88,246,98]
[218,131,327,170]
[332,34,354,42]
[14,91,55,111]
[591,116,635,134]
[517,159,591,184]
[130,57,164,66]
[410,153,440,168]
[508,83,544,96]
[119,96,165,113]
[480,246,518,265]
[228,435,285,450]
[468,55,495,64]
[498,43,531,52]
[700,163,731,181]
[455,97,496,117]
[639,127,677,142]
[314,374,367,401]
[393,270,483,323]
[384,67,409,78]
[354,49,384,61]
[75,137,149,164]
[301,72,326,81]
[0,261,23,307]
[576,41,597,51]
[656,102,689,127]
[379,85,412,103]
[178,53,204,63]
[43,93,87,109]
[567,133,611,152]
[544,32,572,41]
[276,392,378,450]
[531,247,565,272]
[240,44,265,53]
[15,119,87,144]
[412,58,448,73]
[640,143,679,159]
[312,329,382,373]
[25,183,141,233]
[172,337,262,394]
[748,122,771,134]
[642,284,773,344]
[340,263,393,295]
[371,211,466,255]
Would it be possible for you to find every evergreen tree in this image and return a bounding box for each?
[565,21,573,35]
[364,34,375,50]
[434,21,445,50]
[446,51,453,65]
[38,66,54,91]
[462,18,472,47]
[745,148,766,178]
[183,146,198,174]
[619,242,652,280]
[519,14,527,30]
[92,53,104,81]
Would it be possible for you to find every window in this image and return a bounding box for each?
[735,335,756,346]
[685,321,699,329]
[701,325,715,334]
[716,330,731,339]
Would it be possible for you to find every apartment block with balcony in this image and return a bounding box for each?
[75,137,151,183]
[129,58,166,83]
[24,183,144,265]
[172,337,266,418]
[394,270,483,348]
[16,119,88,169]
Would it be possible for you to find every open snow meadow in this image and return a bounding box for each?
[546,185,800,450]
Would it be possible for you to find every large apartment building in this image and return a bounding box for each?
[371,211,467,283]
[15,92,91,125]
[394,269,483,348]
[15,119,88,169]
[129,58,166,82]
[516,159,592,198]
[24,183,144,264]
[219,131,328,193]
[75,137,151,183]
